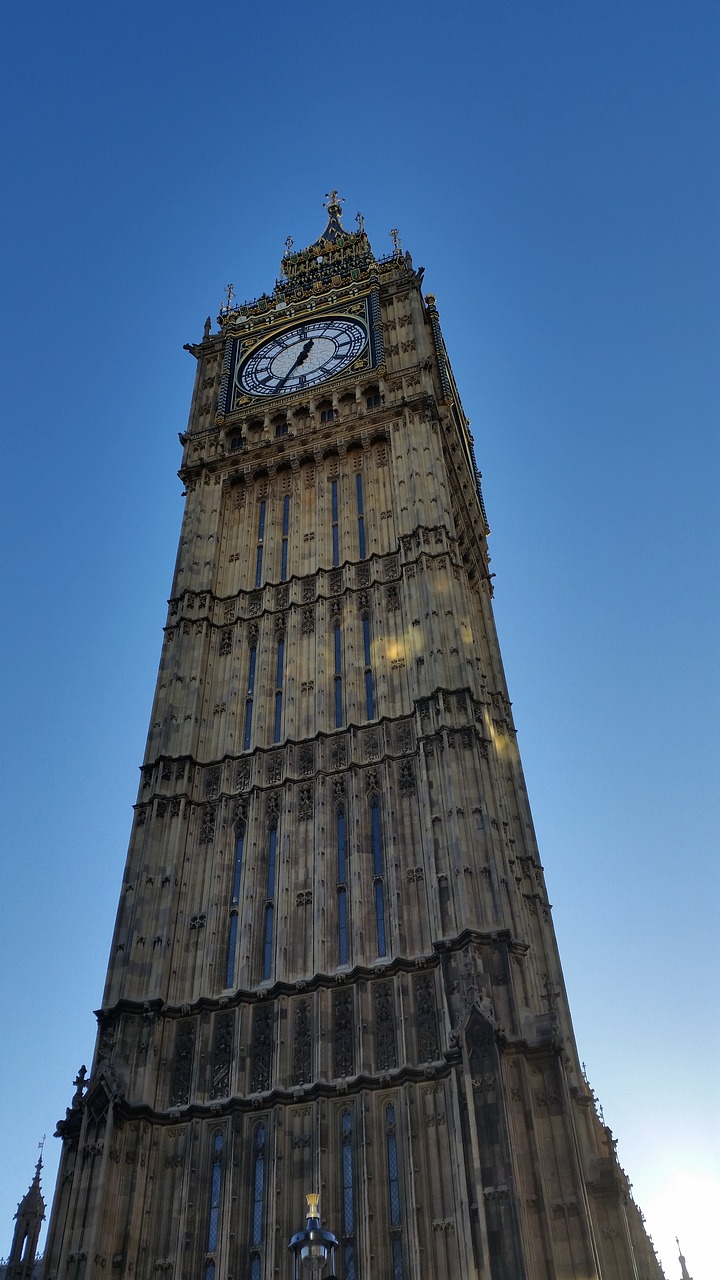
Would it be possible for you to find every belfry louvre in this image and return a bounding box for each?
[42,198,664,1280]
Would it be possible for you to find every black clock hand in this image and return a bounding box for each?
[274,339,314,391]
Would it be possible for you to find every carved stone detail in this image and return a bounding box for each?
[415,973,440,1062]
[399,760,416,795]
[210,1012,233,1100]
[292,999,312,1085]
[170,1022,195,1106]
[199,803,217,844]
[251,1005,273,1093]
[333,989,354,1079]
[373,981,397,1071]
[298,784,314,821]
[267,754,283,784]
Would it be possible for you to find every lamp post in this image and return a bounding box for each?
[288,1194,339,1280]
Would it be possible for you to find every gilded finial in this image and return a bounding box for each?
[284,235,294,257]
[306,1192,320,1221]
[222,283,236,312]
[390,227,402,258]
[324,189,344,214]
[355,211,365,234]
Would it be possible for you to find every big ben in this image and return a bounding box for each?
[41,195,664,1280]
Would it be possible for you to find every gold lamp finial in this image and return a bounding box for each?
[305,1192,320,1221]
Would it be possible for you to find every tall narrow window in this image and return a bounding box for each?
[331,479,340,567]
[263,825,278,980]
[274,634,285,743]
[355,474,366,560]
[255,500,267,588]
[225,826,245,988]
[385,1105,405,1280]
[334,622,343,728]
[243,644,257,751]
[250,1123,266,1280]
[370,798,387,956]
[280,494,290,581]
[337,807,348,965]
[341,1111,356,1280]
[204,1129,224,1280]
[362,615,375,720]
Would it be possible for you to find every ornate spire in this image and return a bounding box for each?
[312,189,346,245]
[6,1152,46,1279]
[677,1238,693,1280]
[16,1144,45,1217]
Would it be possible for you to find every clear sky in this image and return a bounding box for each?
[1,4,717,1277]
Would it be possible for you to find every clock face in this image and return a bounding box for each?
[237,316,368,397]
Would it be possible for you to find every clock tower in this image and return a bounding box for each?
[41,196,664,1280]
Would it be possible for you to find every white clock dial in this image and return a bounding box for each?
[237,316,368,397]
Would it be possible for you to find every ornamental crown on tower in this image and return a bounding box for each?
[217,194,414,328]
[279,190,374,288]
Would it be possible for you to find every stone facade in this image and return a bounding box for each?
[41,200,664,1280]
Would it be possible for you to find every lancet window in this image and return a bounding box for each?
[243,641,257,751]
[274,632,285,743]
[336,806,349,965]
[263,822,278,980]
[385,1105,405,1280]
[355,474,366,559]
[331,479,340,566]
[204,1129,224,1280]
[225,825,245,988]
[362,614,375,720]
[249,1123,266,1280]
[255,499,267,588]
[340,1110,357,1280]
[370,796,387,956]
[280,494,290,581]
[334,621,343,728]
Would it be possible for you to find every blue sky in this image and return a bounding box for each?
[1,4,718,1276]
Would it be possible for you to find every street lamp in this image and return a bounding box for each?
[289,1193,339,1280]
